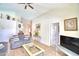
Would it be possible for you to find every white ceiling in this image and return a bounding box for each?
[0,3,78,20]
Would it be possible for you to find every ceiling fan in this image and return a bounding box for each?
[18,3,34,9]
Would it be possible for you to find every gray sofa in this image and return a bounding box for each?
[10,35,31,49]
[0,42,8,56]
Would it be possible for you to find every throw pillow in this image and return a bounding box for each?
[0,44,5,49]
[13,38,19,42]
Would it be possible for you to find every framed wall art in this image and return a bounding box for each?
[18,24,21,28]
[12,18,15,21]
[64,17,77,31]
[6,15,10,20]
[36,24,40,30]
[0,13,3,19]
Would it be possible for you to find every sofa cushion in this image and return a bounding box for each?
[14,38,19,41]
[18,35,25,40]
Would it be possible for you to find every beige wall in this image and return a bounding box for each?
[32,4,79,46]
[23,20,32,36]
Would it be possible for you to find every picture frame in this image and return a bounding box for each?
[64,17,77,31]
[36,24,40,30]
[0,13,3,19]
[12,18,15,21]
[6,15,10,20]
[18,24,21,28]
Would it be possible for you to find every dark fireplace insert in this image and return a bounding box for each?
[60,35,79,55]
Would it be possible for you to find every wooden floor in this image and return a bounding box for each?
[6,40,67,56]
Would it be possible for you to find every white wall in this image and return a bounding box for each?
[0,19,23,42]
[0,11,23,42]
[32,4,79,46]
[0,19,17,42]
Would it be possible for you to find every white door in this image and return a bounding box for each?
[50,23,59,46]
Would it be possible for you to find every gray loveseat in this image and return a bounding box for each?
[10,35,31,49]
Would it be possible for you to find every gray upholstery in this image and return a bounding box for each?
[0,42,8,56]
[10,35,31,49]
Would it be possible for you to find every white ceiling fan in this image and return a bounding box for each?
[18,3,34,9]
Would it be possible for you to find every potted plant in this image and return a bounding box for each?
[34,31,39,37]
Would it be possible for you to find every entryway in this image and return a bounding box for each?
[50,23,60,47]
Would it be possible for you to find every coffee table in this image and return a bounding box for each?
[22,43,45,56]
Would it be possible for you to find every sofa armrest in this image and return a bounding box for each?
[0,42,8,53]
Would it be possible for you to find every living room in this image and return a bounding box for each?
[0,3,79,56]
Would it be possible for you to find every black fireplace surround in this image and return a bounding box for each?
[60,35,79,55]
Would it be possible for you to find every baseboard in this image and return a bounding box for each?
[39,40,50,46]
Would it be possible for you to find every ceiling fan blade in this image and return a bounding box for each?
[27,3,31,4]
[28,4,34,9]
[25,5,27,9]
[18,3,25,4]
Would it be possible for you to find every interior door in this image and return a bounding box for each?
[50,23,59,46]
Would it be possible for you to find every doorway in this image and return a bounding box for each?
[50,23,59,47]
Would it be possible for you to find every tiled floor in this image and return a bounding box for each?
[6,40,67,56]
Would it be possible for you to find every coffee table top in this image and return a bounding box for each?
[22,43,44,56]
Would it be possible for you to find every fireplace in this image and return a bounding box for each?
[60,35,79,55]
